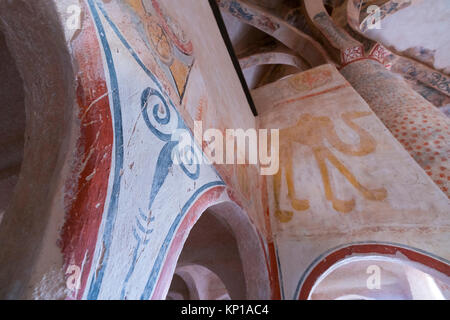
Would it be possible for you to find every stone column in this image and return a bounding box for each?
[341,59,449,197]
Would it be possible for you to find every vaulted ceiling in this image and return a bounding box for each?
[218,0,450,115]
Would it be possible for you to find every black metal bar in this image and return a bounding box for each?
[208,0,258,116]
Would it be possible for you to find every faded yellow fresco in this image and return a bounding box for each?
[170,59,190,95]
[146,16,173,65]
[287,68,333,93]
[124,0,144,13]
[124,0,193,98]
[275,111,388,221]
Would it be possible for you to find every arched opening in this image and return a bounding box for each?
[297,243,450,300]
[167,265,231,300]
[166,274,191,300]
[310,256,450,300]
[0,29,25,224]
[165,201,271,300]
[0,0,76,299]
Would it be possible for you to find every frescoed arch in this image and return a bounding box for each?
[295,242,450,300]
[153,198,272,300]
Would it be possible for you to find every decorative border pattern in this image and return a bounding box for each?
[341,45,364,66]
[369,43,389,65]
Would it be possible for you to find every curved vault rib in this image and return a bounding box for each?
[217,0,331,67]
[303,0,364,65]
[238,41,310,71]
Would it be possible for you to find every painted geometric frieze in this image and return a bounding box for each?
[341,45,365,65]
[368,43,389,65]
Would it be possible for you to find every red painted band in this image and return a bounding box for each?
[151,186,227,299]
[151,0,194,56]
[60,2,113,300]
[298,243,450,300]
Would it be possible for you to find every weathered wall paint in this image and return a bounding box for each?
[66,0,272,300]
[297,243,450,300]
[341,59,450,197]
[363,0,450,74]
[254,64,450,299]
[0,0,274,300]
[336,0,450,109]
[79,1,224,300]
[1,0,449,300]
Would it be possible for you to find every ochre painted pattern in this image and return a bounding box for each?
[123,0,194,99]
[274,111,387,221]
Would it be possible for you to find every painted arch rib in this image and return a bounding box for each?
[296,242,450,300]
[303,0,363,65]
[217,0,331,67]
[391,55,450,98]
[238,42,310,71]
